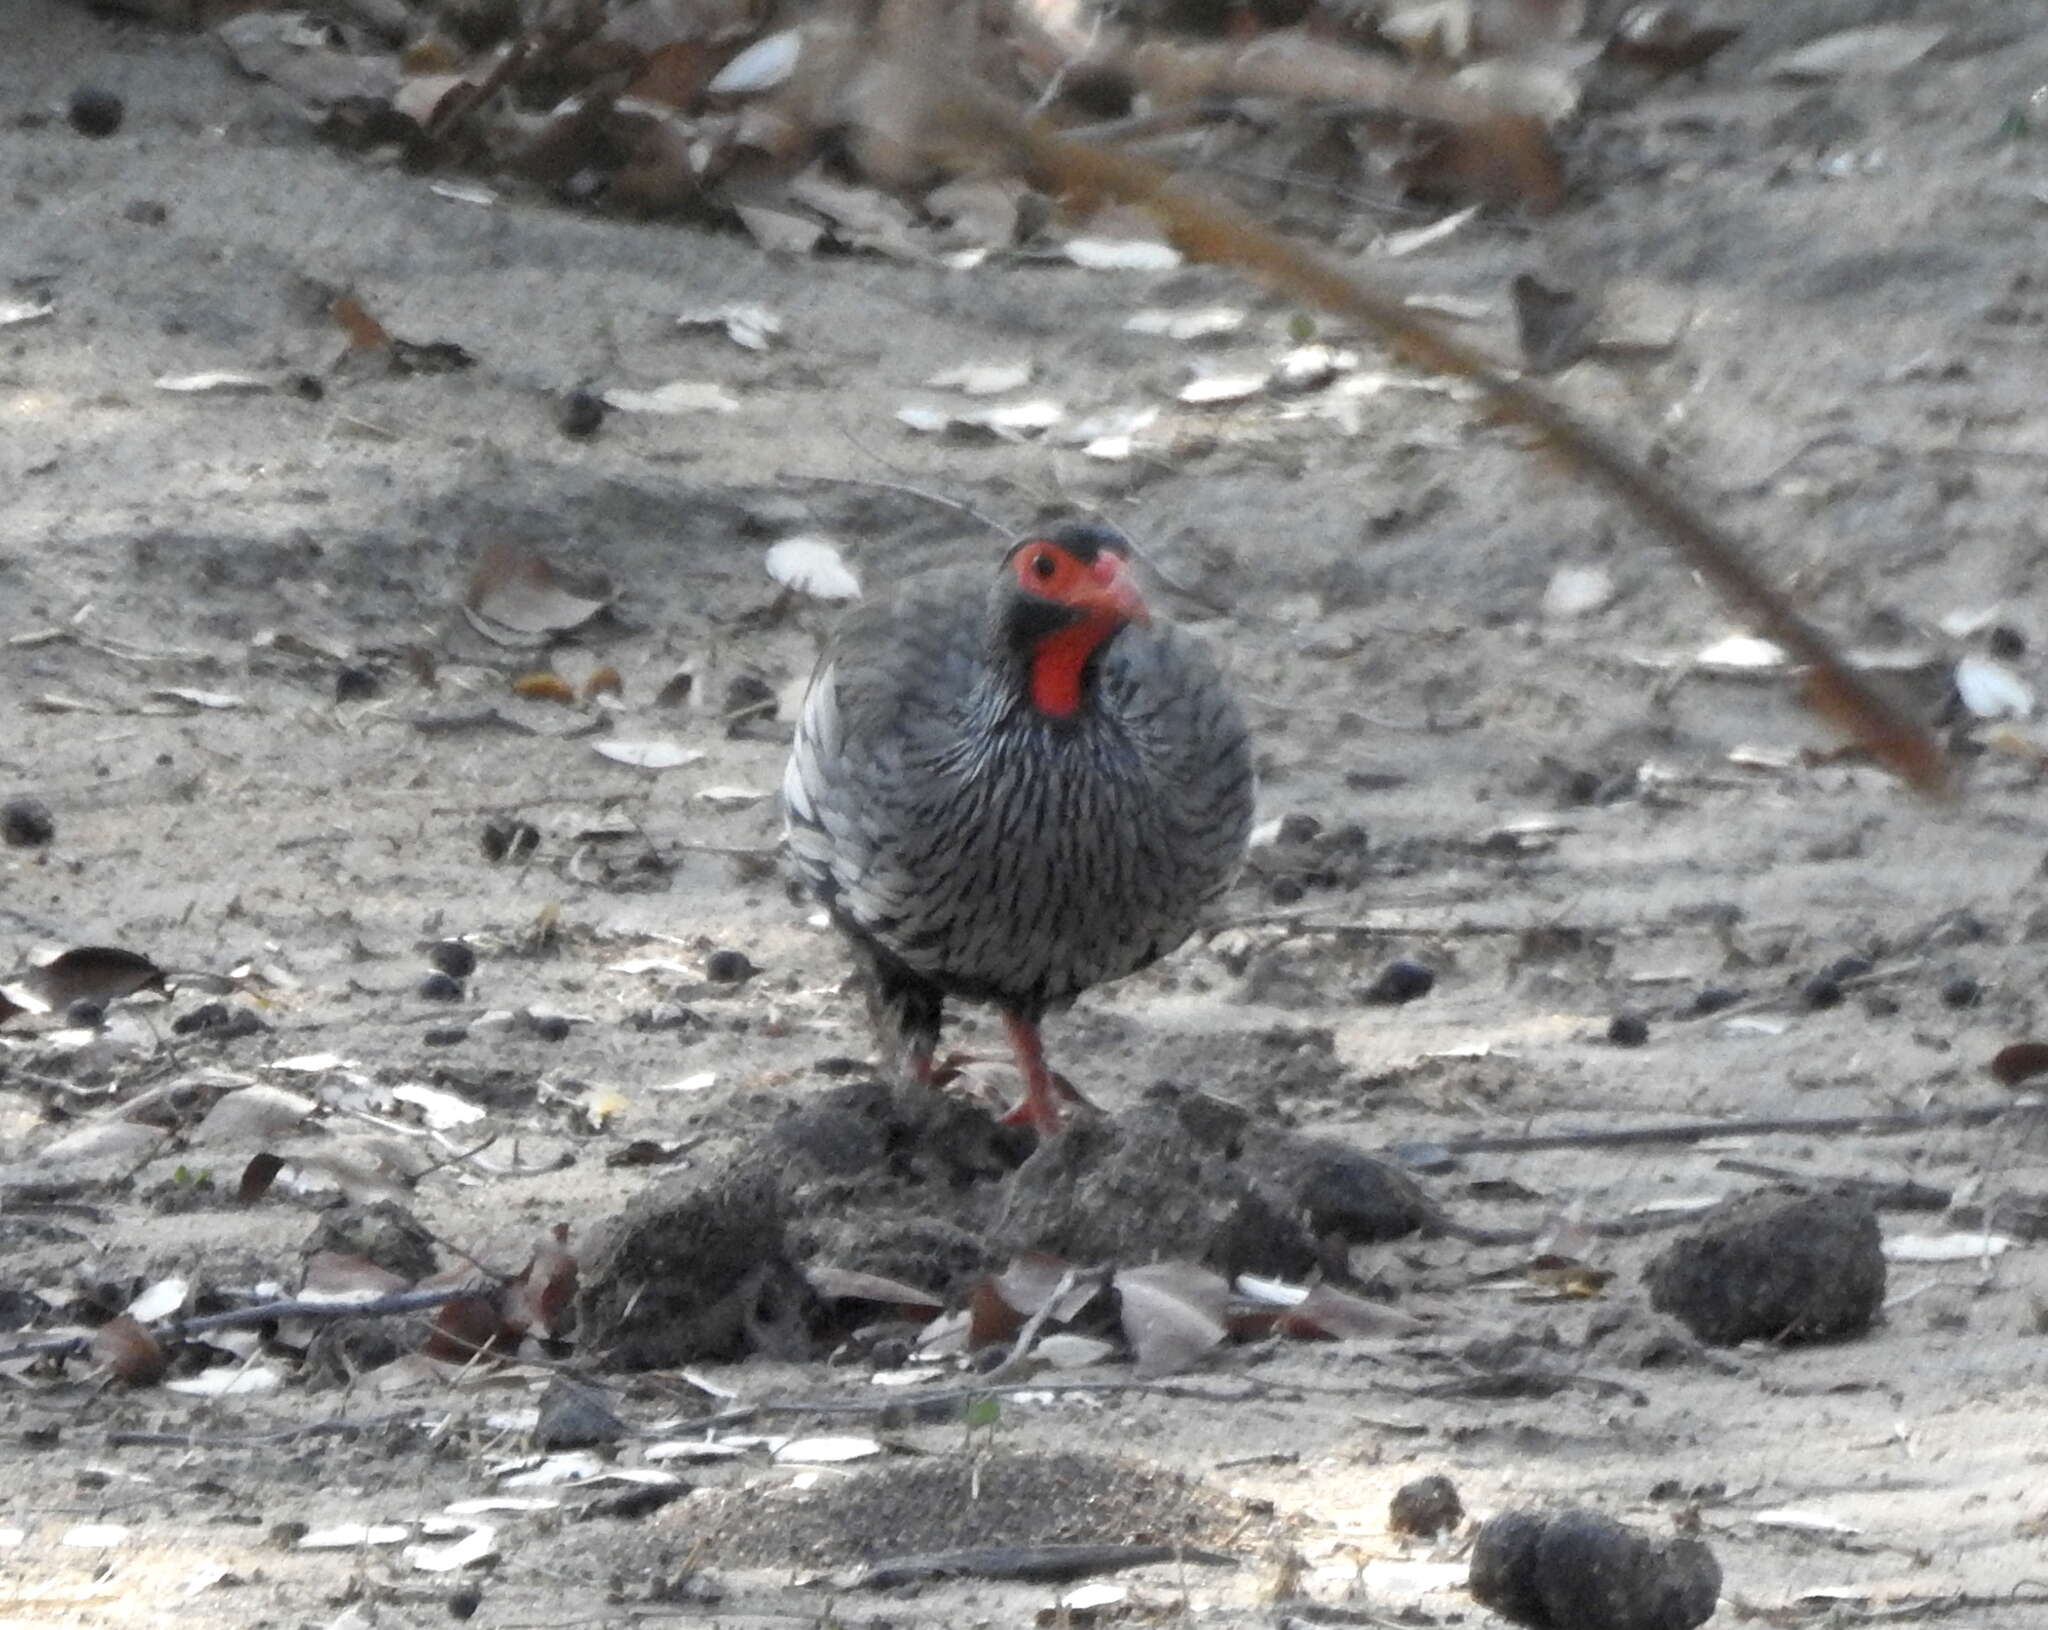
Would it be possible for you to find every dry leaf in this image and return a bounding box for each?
[677,304,783,351]
[1063,237,1183,272]
[1766,24,1946,80]
[154,371,274,393]
[603,380,740,414]
[592,740,705,770]
[1,945,168,1016]
[91,1315,169,1386]
[0,300,54,326]
[926,359,1034,395]
[464,540,613,644]
[1114,1261,1228,1377]
[708,28,803,95]
[766,535,861,600]
[1955,655,2033,720]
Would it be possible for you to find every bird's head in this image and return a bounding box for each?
[997,522,1150,718]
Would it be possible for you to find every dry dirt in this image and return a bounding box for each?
[7,0,2048,1624]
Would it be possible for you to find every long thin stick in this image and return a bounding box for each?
[916,81,1950,797]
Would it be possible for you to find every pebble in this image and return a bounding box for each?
[704,948,757,983]
[1801,974,1843,1010]
[2,797,55,848]
[480,816,540,864]
[1365,959,1435,1004]
[418,972,464,1002]
[1388,1473,1463,1537]
[333,664,381,702]
[1941,974,1982,1009]
[67,86,123,138]
[429,940,478,979]
[1689,986,1743,1016]
[558,388,606,439]
[1607,1012,1650,1047]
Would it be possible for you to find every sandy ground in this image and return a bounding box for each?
[8,0,2048,1623]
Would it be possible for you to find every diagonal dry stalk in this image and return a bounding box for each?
[900,72,1950,798]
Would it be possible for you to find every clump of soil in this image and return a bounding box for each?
[1470,1507,1721,1630]
[1644,1188,1885,1346]
[688,1447,1245,1568]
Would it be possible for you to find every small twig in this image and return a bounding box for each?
[916,77,1950,796]
[1444,1103,2013,1157]
[105,1414,427,1450]
[0,1286,481,1366]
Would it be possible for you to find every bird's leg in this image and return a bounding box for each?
[999,1010,1069,1135]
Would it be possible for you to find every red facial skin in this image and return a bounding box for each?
[1009,541,1150,718]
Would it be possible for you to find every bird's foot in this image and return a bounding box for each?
[997,1068,1093,1135]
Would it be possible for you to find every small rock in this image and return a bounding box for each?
[447,1586,483,1620]
[1471,1507,1720,1630]
[1689,987,1743,1016]
[1801,974,1843,1010]
[558,388,606,439]
[534,1376,626,1448]
[334,664,381,702]
[1276,812,1322,845]
[1941,974,1982,1009]
[64,999,105,1029]
[704,948,757,983]
[2,797,55,848]
[67,86,124,138]
[418,972,464,1002]
[429,941,478,979]
[1646,1189,1883,1346]
[1607,1012,1650,1047]
[423,1026,470,1047]
[1388,1473,1463,1537]
[1365,959,1435,1004]
[528,1013,572,1043]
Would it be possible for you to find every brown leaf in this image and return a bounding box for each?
[501,1225,579,1341]
[464,540,613,644]
[237,1150,286,1204]
[807,1265,946,1316]
[1991,1042,2048,1088]
[1276,1284,1429,1341]
[91,1315,170,1386]
[424,1290,510,1363]
[968,1278,1026,1351]
[512,671,580,704]
[1,946,168,1016]
[583,665,625,703]
[303,1251,413,1300]
[1604,5,1740,76]
[331,291,392,353]
[1114,1262,1228,1378]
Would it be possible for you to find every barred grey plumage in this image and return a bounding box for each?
[782,521,1254,1133]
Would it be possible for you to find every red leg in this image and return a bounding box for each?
[998,1011,1065,1135]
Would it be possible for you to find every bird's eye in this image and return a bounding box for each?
[1031,551,1057,580]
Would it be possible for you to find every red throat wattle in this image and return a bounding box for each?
[1014,544,1148,718]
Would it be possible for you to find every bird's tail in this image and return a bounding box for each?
[850,937,944,1088]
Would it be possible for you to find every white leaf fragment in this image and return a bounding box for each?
[0,299,54,327]
[766,535,862,601]
[603,380,738,415]
[773,1435,883,1463]
[1123,307,1245,341]
[1883,1232,2015,1263]
[1696,634,1788,671]
[592,740,705,770]
[406,1520,499,1573]
[677,304,783,351]
[925,359,1034,396]
[1062,237,1182,272]
[1178,371,1270,405]
[155,371,274,394]
[708,28,802,95]
[1954,654,2034,720]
